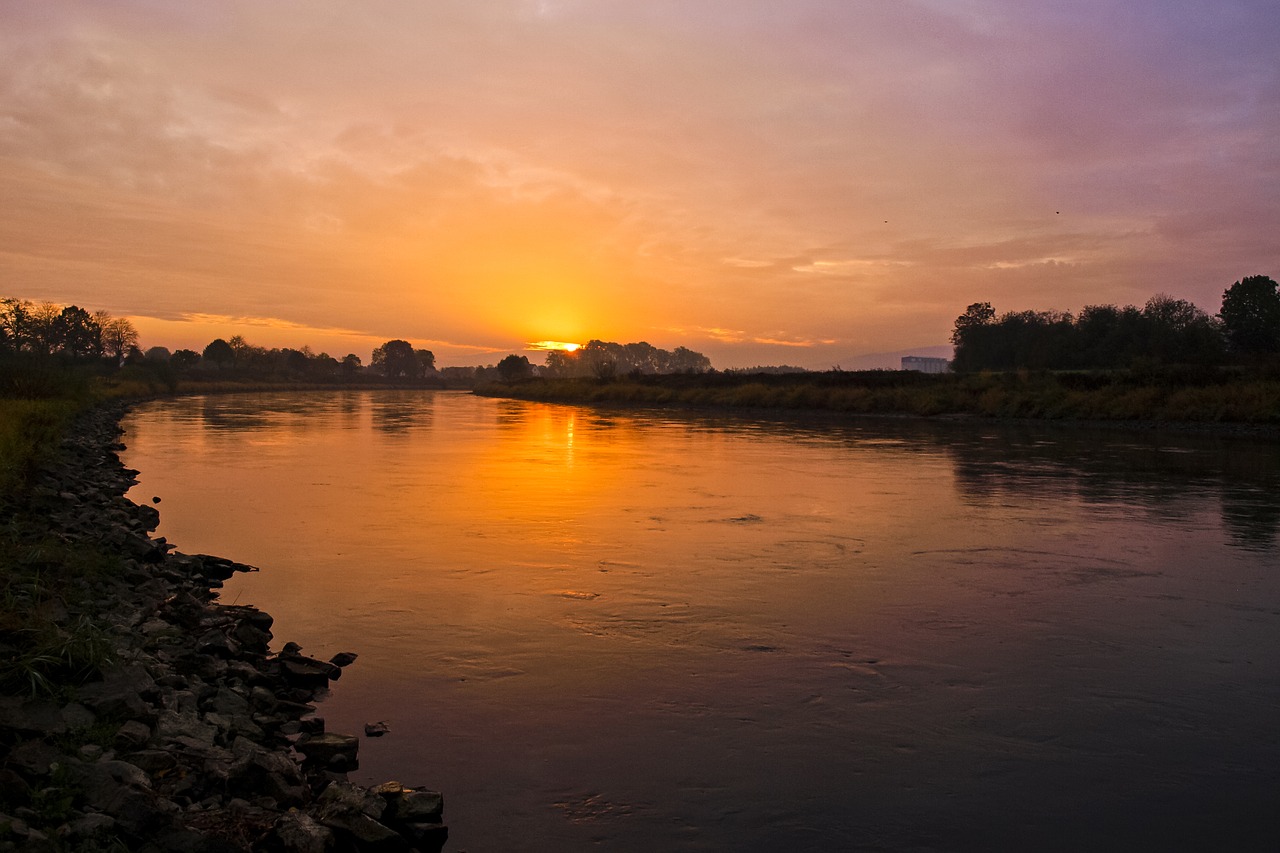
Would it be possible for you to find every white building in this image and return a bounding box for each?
[901,356,950,374]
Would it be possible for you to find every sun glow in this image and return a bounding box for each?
[528,340,582,352]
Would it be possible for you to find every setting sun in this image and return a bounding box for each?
[528,341,582,353]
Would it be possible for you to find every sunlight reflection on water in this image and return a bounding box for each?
[124,391,1280,851]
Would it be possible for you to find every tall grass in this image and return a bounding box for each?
[477,370,1280,425]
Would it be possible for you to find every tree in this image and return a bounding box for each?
[53,305,103,359]
[100,316,139,363]
[1220,275,1280,356]
[372,339,417,380]
[496,354,533,381]
[950,302,997,372]
[414,349,436,373]
[203,338,235,368]
[171,349,201,370]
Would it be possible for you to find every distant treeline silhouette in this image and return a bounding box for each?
[951,275,1280,372]
[541,340,712,380]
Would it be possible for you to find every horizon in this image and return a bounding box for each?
[2,2,1277,369]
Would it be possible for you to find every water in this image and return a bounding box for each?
[122,391,1280,851]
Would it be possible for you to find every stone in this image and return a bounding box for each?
[272,809,335,853]
[123,749,179,777]
[364,721,390,737]
[59,811,117,840]
[115,719,153,751]
[0,698,67,736]
[75,665,157,719]
[59,702,96,730]
[329,652,358,668]
[295,733,358,768]
[280,656,341,686]
[7,740,64,777]
[399,821,449,850]
[383,789,444,824]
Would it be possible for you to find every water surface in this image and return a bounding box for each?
[123,391,1280,851]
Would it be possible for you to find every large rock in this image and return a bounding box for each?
[273,809,335,853]
[295,733,359,768]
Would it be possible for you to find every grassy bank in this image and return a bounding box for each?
[477,368,1280,425]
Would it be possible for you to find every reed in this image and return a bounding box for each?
[477,370,1280,425]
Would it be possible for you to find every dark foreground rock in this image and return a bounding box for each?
[0,403,447,852]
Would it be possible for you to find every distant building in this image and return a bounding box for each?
[901,356,950,374]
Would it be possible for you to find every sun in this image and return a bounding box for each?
[528,340,582,352]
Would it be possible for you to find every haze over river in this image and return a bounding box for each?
[122,391,1280,851]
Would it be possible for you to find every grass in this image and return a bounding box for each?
[476,368,1280,425]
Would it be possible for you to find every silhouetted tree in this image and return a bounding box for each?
[496,354,533,381]
[52,306,103,359]
[415,349,436,373]
[203,338,235,368]
[99,316,139,363]
[950,302,997,372]
[1220,275,1280,356]
[171,349,201,370]
[373,339,417,380]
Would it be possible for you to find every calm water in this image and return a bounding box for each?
[122,391,1280,852]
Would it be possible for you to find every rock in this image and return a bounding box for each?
[0,698,68,736]
[329,652,358,668]
[280,656,342,687]
[75,665,157,719]
[273,809,335,853]
[383,788,444,824]
[59,702,96,730]
[115,719,153,751]
[123,749,179,777]
[58,811,117,840]
[399,820,449,850]
[364,721,390,738]
[295,733,359,768]
[7,740,64,777]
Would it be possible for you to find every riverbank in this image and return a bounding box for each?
[476,369,1280,436]
[0,403,447,851]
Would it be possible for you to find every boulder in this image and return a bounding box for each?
[294,733,359,768]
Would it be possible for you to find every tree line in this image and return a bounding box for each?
[0,298,140,364]
[540,340,712,380]
[951,275,1280,372]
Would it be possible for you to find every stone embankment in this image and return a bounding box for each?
[0,404,447,852]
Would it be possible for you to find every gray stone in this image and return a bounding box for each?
[273,809,335,853]
[316,780,385,820]
[295,733,358,767]
[75,665,156,718]
[122,749,179,777]
[115,719,153,751]
[399,821,449,850]
[0,698,67,736]
[58,811,117,840]
[384,789,444,824]
[7,740,64,777]
[59,702,96,730]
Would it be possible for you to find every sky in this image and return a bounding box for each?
[1,1,1277,369]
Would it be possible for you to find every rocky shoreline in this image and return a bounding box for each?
[1,403,447,852]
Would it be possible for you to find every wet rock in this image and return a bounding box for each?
[329,652,358,668]
[295,733,359,768]
[364,721,390,737]
[374,782,444,824]
[280,655,342,687]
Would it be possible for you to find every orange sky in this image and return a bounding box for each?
[2,1,1277,368]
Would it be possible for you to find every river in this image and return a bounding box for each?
[122,390,1280,851]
